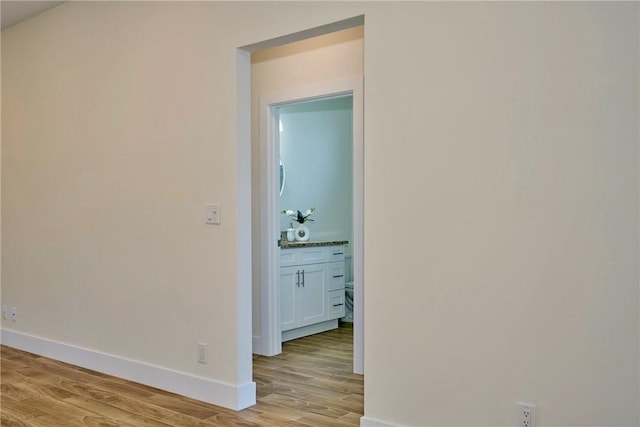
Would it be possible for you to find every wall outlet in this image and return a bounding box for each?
[517,402,536,427]
[197,342,207,364]
[11,307,17,322]
[2,305,7,320]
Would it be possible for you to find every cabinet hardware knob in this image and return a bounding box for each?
[333,274,344,278]
[333,252,344,255]
[333,303,344,307]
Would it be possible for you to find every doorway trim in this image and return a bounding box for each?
[258,78,364,373]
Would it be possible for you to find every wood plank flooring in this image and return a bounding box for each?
[1,323,363,426]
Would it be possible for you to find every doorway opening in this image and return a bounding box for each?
[236,16,364,410]
[248,24,363,372]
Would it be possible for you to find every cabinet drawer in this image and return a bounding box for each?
[280,247,324,266]
[326,262,345,291]
[328,246,345,263]
[327,290,346,320]
[281,245,344,267]
[280,250,297,267]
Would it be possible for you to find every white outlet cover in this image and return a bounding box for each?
[197,342,208,364]
[517,402,536,427]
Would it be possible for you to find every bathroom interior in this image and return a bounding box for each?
[278,95,356,338]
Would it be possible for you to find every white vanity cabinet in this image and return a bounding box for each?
[280,245,346,341]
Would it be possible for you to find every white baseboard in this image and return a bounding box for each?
[282,319,338,342]
[1,329,256,410]
[360,416,404,427]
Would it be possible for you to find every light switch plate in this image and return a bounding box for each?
[206,204,220,225]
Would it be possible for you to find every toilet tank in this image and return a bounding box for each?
[345,254,354,283]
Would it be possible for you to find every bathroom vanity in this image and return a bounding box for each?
[280,241,347,341]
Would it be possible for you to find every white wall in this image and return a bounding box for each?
[2,2,638,426]
[279,96,353,241]
[362,2,638,426]
[1,2,253,404]
[0,1,363,409]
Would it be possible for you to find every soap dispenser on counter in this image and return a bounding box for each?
[286,223,296,242]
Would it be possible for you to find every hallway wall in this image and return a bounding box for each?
[2,2,637,425]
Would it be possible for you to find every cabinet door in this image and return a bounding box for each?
[280,266,299,332]
[299,264,327,327]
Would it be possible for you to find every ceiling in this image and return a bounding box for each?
[1,1,66,31]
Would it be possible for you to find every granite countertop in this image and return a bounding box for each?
[280,234,348,249]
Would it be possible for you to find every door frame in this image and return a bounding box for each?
[258,78,364,374]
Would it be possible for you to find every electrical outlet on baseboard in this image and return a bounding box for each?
[517,402,536,427]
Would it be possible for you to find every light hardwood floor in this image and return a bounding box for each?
[1,323,363,426]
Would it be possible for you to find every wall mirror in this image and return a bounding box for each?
[279,158,286,196]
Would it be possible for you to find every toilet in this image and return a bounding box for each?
[344,281,354,322]
[343,254,354,322]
